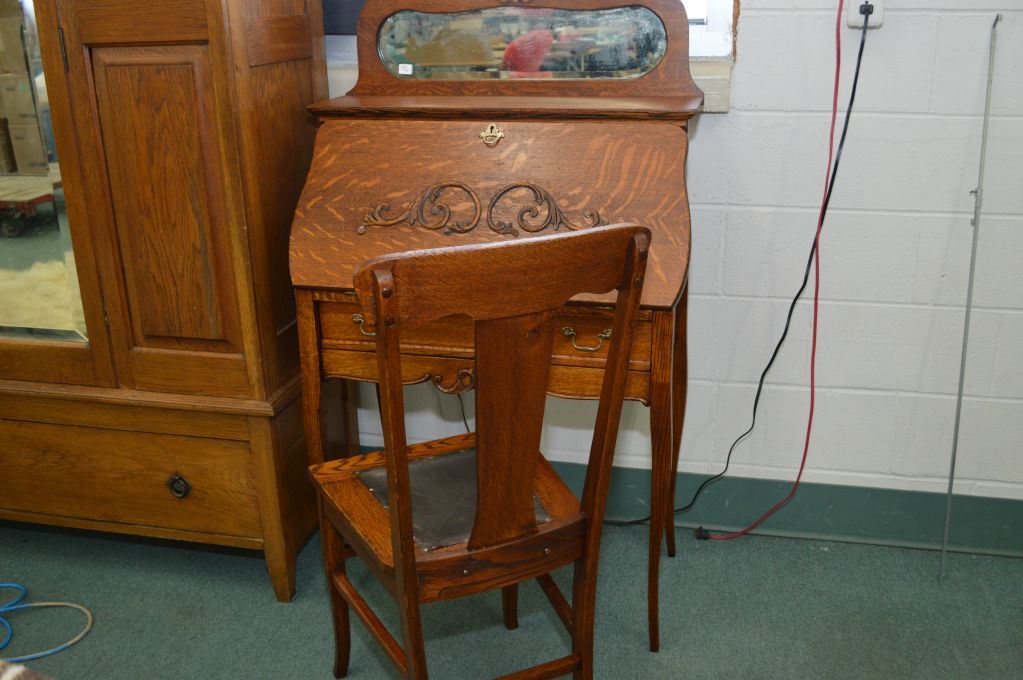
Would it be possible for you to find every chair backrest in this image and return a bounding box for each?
[353,224,650,560]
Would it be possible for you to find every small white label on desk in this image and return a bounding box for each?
[398,63,414,75]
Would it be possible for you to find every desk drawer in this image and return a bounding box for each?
[321,299,475,358]
[553,307,652,370]
[321,349,650,404]
[318,298,652,371]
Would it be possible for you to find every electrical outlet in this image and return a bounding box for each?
[848,0,883,28]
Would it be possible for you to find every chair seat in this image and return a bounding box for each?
[356,448,551,550]
[309,432,583,572]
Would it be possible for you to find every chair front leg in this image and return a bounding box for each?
[320,512,351,678]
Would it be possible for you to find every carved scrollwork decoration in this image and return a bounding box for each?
[432,367,476,395]
[486,182,609,237]
[358,182,607,238]
[359,182,482,235]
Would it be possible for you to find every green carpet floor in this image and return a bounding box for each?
[2,522,1021,679]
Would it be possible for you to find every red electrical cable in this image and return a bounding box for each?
[708,0,845,541]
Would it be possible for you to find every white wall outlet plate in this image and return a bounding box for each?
[848,0,884,28]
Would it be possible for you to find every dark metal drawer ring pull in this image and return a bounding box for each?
[561,327,612,352]
[352,313,377,337]
[166,474,192,499]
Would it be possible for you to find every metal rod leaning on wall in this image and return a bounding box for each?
[939,13,1002,582]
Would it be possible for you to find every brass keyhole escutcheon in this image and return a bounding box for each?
[480,124,504,147]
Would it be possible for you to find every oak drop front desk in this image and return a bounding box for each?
[290,0,702,652]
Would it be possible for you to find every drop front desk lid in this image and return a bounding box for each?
[289,0,703,310]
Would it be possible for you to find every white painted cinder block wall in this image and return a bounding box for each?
[326,0,1023,501]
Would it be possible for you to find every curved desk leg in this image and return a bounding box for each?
[647,310,675,653]
[666,290,689,557]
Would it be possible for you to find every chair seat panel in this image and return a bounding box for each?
[310,434,584,584]
[357,448,551,550]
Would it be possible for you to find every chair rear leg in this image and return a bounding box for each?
[320,517,352,678]
[570,558,598,680]
[502,584,519,630]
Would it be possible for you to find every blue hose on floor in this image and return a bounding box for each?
[0,583,93,663]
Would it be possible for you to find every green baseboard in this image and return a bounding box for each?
[358,445,1020,557]
[549,462,1023,558]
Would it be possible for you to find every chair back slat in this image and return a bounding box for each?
[469,310,557,549]
[354,224,650,560]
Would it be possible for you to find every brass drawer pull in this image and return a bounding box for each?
[561,326,612,352]
[480,123,504,147]
[166,474,192,499]
[352,314,376,337]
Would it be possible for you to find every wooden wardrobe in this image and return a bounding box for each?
[0,0,329,601]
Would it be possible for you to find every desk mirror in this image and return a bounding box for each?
[378,5,667,80]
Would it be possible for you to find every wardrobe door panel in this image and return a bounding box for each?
[91,46,240,351]
[58,0,253,398]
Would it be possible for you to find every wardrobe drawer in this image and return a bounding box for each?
[0,420,261,539]
[318,298,652,371]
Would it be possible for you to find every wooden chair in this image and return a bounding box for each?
[308,224,651,679]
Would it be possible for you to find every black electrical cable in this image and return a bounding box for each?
[605,10,871,529]
[456,392,471,433]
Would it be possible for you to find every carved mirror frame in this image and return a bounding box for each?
[348,0,700,98]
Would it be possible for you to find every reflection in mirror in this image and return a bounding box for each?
[0,0,87,342]
[379,6,667,81]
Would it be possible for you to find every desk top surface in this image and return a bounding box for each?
[308,95,701,121]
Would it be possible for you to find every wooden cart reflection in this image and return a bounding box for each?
[0,163,61,237]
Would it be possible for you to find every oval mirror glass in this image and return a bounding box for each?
[378,6,667,81]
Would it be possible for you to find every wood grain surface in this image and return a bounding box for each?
[245,14,313,67]
[0,420,261,538]
[291,119,690,308]
[309,95,701,120]
[90,47,236,347]
[318,297,654,370]
[0,0,328,603]
[70,0,208,44]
